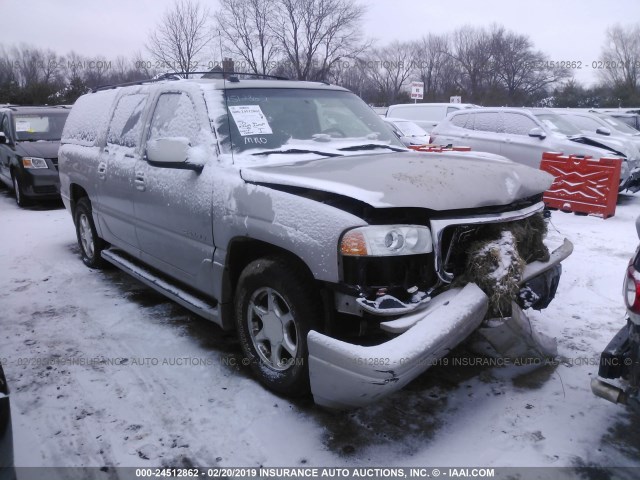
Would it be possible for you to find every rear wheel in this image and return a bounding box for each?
[74,198,105,268]
[234,256,322,396]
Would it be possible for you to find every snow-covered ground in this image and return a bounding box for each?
[1,185,639,473]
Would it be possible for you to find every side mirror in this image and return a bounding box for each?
[596,127,611,136]
[146,137,203,171]
[528,127,547,140]
[0,132,6,144]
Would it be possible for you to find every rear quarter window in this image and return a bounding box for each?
[62,89,119,146]
[450,112,471,129]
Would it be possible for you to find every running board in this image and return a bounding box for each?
[101,249,219,322]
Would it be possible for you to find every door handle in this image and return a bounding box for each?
[97,162,107,180]
[134,172,145,191]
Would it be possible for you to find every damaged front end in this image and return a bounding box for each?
[308,201,573,408]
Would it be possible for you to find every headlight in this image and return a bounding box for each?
[22,157,48,169]
[340,225,433,256]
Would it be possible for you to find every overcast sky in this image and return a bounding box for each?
[1,0,639,85]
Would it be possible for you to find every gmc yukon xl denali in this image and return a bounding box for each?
[59,75,572,408]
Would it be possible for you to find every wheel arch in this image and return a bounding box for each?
[223,238,319,305]
[69,183,89,218]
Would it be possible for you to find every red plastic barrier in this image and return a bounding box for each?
[409,145,472,152]
[539,152,622,219]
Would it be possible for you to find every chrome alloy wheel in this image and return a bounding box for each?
[247,287,299,371]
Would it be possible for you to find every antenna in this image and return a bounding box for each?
[218,29,224,74]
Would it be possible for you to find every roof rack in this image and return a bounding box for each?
[1,104,72,110]
[92,71,289,92]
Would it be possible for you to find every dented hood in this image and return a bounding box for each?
[240,151,553,210]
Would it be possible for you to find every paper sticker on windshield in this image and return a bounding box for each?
[229,105,273,136]
[15,120,31,132]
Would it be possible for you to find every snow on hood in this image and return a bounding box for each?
[240,151,553,210]
[15,140,60,159]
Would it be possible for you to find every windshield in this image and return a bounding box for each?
[13,111,69,141]
[534,113,582,136]
[595,114,640,134]
[212,88,405,158]
[392,120,427,137]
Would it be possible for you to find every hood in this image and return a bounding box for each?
[570,135,630,158]
[240,151,553,211]
[15,140,60,159]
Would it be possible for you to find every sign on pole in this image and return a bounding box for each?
[410,82,424,102]
[450,96,462,104]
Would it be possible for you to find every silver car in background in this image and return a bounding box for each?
[431,107,636,191]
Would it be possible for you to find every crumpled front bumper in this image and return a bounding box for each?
[307,283,489,409]
[308,239,574,409]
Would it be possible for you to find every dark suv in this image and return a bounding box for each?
[0,105,70,206]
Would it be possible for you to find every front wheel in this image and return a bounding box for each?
[12,173,28,207]
[234,256,322,397]
[74,198,105,268]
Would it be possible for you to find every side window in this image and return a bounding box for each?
[107,94,148,148]
[451,113,470,129]
[446,106,458,116]
[148,92,199,145]
[0,115,9,139]
[503,113,538,135]
[473,112,502,133]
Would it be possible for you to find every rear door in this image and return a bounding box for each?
[134,90,215,289]
[431,112,472,146]
[467,111,503,155]
[97,92,148,250]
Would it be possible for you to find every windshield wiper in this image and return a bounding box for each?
[338,144,406,152]
[251,148,340,157]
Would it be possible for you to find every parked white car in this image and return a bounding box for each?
[386,103,477,132]
[431,107,637,191]
[383,117,430,146]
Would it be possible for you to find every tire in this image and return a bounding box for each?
[234,256,322,397]
[12,173,28,207]
[74,198,105,268]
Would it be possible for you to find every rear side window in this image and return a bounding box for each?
[473,112,502,133]
[62,89,119,146]
[148,92,200,145]
[503,113,538,135]
[107,94,148,148]
[451,113,471,129]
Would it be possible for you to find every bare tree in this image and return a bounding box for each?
[491,26,570,105]
[215,0,279,75]
[448,26,494,102]
[360,41,415,105]
[413,34,458,101]
[598,24,640,95]
[146,0,214,77]
[272,0,367,80]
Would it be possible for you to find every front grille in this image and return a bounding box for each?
[50,158,58,170]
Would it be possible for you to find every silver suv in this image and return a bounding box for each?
[431,107,638,191]
[59,76,571,409]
